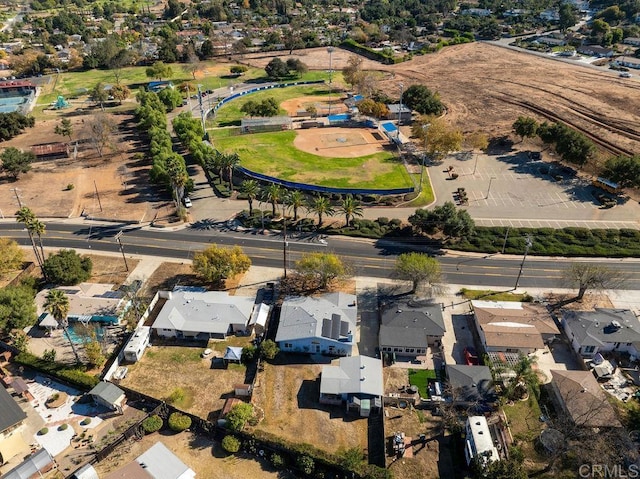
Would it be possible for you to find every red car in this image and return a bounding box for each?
[464,347,479,365]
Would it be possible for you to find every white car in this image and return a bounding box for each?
[183,197,193,208]
[619,72,632,78]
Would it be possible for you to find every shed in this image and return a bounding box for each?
[234,384,252,397]
[88,381,126,413]
[248,303,270,336]
[38,312,58,330]
[72,464,100,479]
[223,346,243,364]
[1,449,54,479]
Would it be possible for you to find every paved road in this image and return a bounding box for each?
[2,222,639,290]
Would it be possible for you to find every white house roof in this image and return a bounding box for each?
[248,303,270,327]
[320,355,383,397]
[36,283,124,318]
[467,416,499,461]
[152,290,255,335]
[223,346,243,361]
[136,441,196,479]
[276,293,357,343]
[124,326,150,354]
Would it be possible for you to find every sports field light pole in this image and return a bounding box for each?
[397,82,404,142]
[514,235,533,290]
[420,123,429,191]
[327,46,334,117]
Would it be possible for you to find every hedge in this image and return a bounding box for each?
[340,39,402,64]
[168,412,192,432]
[142,415,163,433]
[15,352,99,389]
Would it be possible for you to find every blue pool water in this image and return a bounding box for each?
[328,113,350,122]
[381,122,398,133]
[66,322,107,345]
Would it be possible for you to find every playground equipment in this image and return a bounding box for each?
[53,95,69,109]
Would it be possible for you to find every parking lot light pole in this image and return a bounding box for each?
[485,176,497,199]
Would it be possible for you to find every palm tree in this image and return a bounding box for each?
[224,152,240,191]
[30,219,46,264]
[16,206,44,274]
[240,180,259,215]
[285,190,306,221]
[307,196,335,228]
[166,155,189,205]
[340,194,363,227]
[44,289,81,364]
[261,184,283,216]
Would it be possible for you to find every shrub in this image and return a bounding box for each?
[168,412,192,432]
[38,428,48,435]
[58,423,68,431]
[14,352,99,389]
[296,455,315,475]
[271,452,285,468]
[165,388,185,405]
[142,415,163,433]
[225,403,253,431]
[222,435,241,453]
[66,183,74,190]
[81,418,91,426]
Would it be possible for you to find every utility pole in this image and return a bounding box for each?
[114,230,130,272]
[514,235,533,290]
[11,188,22,208]
[283,206,288,279]
[501,227,510,254]
[94,180,103,212]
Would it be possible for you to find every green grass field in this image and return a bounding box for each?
[409,369,438,398]
[213,130,413,189]
[209,79,339,127]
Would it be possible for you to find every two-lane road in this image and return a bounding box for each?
[1,222,639,290]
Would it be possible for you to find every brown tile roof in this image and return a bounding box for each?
[550,370,621,428]
[473,302,559,350]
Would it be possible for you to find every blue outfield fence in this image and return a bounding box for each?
[236,166,415,196]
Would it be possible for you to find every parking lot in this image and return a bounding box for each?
[429,149,640,229]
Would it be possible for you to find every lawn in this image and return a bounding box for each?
[213,130,413,189]
[503,395,548,468]
[459,288,533,302]
[408,369,438,398]
[209,81,335,127]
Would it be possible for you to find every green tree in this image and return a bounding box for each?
[1,147,34,179]
[340,194,363,227]
[409,201,475,239]
[142,415,163,433]
[158,88,184,111]
[110,84,130,105]
[240,180,259,215]
[225,402,254,431]
[412,116,463,161]
[296,455,314,475]
[342,55,364,90]
[261,184,284,216]
[559,3,578,31]
[84,333,105,368]
[220,152,240,190]
[602,155,640,188]
[90,82,109,111]
[286,58,308,76]
[54,118,73,142]
[259,339,279,360]
[146,61,173,80]
[0,112,35,141]
[44,289,81,364]
[285,190,305,221]
[241,345,257,364]
[168,412,192,432]
[43,249,92,286]
[265,57,289,78]
[562,263,626,300]
[402,84,444,115]
[294,252,346,289]
[230,65,248,75]
[307,196,335,228]
[0,237,24,277]
[512,116,539,142]
[16,206,44,273]
[0,284,37,331]
[222,435,241,453]
[42,349,56,362]
[393,252,441,293]
[192,244,251,285]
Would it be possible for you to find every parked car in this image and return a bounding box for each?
[183,197,192,208]
[620,72,632,78]
[464,347,479,365]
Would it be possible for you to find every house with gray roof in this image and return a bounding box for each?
[151,288,256,340]
[446,364,497,408]
[562,308,640,358]
[319,355,383,417]
[103,441,195,479]
[276,293,357,356]
[0,386,26,437]
[379,299,445,357]
[88,382,126,413]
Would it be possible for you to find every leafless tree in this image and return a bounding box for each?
[85,112,118,157]
[562,263,627,301]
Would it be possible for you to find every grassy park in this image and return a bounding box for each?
[214,130,413,189]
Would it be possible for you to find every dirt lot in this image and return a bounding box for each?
[119,342,251,420]
[281,94,349,116]
[244,44,640,157]
[293,126,389,158]
[252,360,368,455]
[85,254,139,286]
[92,430,282,479]
[0,110,165,222]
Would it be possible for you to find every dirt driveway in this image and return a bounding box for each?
[252,360,368,455]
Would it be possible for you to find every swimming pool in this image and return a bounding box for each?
[381,122,398,133]
[65,322,106,345]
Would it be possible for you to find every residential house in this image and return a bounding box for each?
[464,416,500,465]
[536,36,566,47]
[319,355,383,417]
[36,283,126,327]
[462,8,492,16]
[615,57,640,69]
[549,370,622,427]
[104,441,196,479]
[623,37,640,46]
[379,300,446,357]
[446,365,497,408]
[276,293,357,356]
[562,308,640,358]
[577,45,614,57]
[123,326,151,363]
[151,289,256,340]
[0,386,28,465]
[471,301,559,354]
[88,382,126,414]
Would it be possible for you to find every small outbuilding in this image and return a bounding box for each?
[88,381,126,414]
[223,346,243,365]
[123,326,151,363]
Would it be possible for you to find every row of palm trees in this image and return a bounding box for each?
[239,180,364,228]
[204,151,240,191]
[16,206,47,278]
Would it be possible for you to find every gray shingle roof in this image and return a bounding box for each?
[89,382,125,406]
[320,356,383,397]
[136,441,194,479]
[276,293,357,342]
[379,300,445,348]
[563,308,640,347]
[0,386,26,434]
[152,290,255,335]
[446,365,496,402]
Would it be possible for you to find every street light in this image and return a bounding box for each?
[485,176,497,200]
[420,123,429,191]
[197,84,206,134]
[514,235,533,290]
